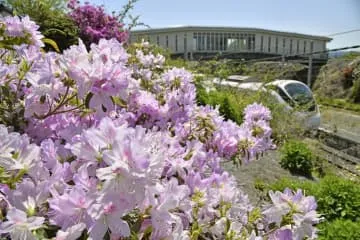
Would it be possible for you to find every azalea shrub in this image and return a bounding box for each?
[67,0,129,47]
[0,15,320,240]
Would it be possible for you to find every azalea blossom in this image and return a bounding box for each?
[0,15,319,239]
[0,208,44,240]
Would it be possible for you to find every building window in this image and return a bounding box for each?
[193,33,197,51]
[252,35,255,51]
[219,33,224,51]
[222,33,226,50]
[206,33,210,50]
[175,35,178,52]
[224,33,228,51]
[214,33,219,51]
[201,32,204,51]
[235,33,239,50]
[310,41,314,53]
[260,36,264,52]
[166,35,169,48]
[290,39,293,55]
[184,34,187,51]
[297,40,300,54]
[201,32,205,51]
[268,36,271,52]
[197,32,201,51]
[210,33,214,51]
[282,38,286,54]
[304,41,307,53]
[156,36,160,45]
[275,37,278,53]
[233,33,237,50]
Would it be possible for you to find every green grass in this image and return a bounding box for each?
[317,97,360,113]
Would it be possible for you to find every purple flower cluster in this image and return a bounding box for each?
[0,16,320,239]
[68,0,129,45]
[264,189,321,240]
[1,15,44,47]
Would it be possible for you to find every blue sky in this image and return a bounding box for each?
[88,0,360,50]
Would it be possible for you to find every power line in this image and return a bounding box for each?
[327,29,360,37]
[224,44,360,64]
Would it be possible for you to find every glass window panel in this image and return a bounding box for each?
[211,33,215,51]
[268,37,271,52]
[175,35,178,52]
[206,33,211,51]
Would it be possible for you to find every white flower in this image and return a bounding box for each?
[55,223,86,240]
[0,208,44,240]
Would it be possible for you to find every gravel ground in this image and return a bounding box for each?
[221,150,297,203]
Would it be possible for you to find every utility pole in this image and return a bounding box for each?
[307,54,313,87]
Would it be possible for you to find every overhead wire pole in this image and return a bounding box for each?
[307,54,313,87]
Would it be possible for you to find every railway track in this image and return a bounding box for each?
[314,127,360,176]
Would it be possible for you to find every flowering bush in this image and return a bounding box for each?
[0,16,321,239]
[67,0,128,47]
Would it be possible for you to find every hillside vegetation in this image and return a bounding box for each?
[243,61,308,82]
[313,53,360,103]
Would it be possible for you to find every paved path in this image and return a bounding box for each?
[320,107,360,143]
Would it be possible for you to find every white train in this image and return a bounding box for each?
[211,75,321,130]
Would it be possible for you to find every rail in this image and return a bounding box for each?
[314,127,360,176]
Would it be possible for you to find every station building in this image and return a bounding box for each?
[130,26,332,60]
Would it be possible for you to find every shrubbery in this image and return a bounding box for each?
[279,140,313,176]
[269,175,360,222]
[318,219,360,240]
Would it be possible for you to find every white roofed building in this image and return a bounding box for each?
[130,26,332,60]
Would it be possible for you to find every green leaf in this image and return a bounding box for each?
[85,92,93,109]
[42,38,60,52]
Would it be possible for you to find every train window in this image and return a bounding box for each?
[276,86,294,107]
[284,83,313,105]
